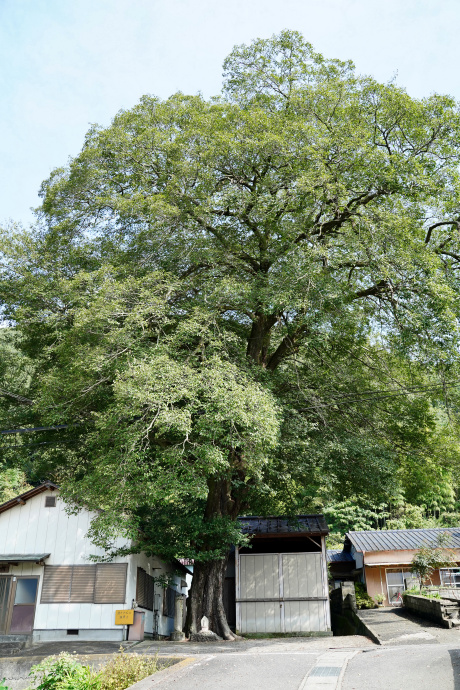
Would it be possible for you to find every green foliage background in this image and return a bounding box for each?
[3,31,460,555]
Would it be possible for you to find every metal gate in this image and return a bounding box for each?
[237,553,328,633]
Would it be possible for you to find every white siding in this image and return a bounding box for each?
[0,490,189,640]
[0,491,126,564]
[127,552,188,637]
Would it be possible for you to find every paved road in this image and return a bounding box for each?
[153,651,319,689]
[5,636,460,690]
[342,644,460,690]
[149,649,358,690]
[4,638,460,689]
[145,643,460,690]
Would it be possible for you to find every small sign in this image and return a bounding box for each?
[115,609,134,625]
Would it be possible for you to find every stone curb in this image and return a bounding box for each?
[0,653,121,689]
[354,612,382,645]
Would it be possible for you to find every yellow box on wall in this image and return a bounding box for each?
[115,609,134,625]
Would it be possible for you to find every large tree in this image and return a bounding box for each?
[3,31,460,638]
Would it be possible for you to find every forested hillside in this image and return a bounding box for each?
[2,30,460,635]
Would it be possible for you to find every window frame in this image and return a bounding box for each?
[136,568,154,610]
[440,567,460,588]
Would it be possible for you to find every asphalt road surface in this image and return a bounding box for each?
[4,637,460,690]
[154,651,320,689]
[151,644,460,689]
[342,644,460,690]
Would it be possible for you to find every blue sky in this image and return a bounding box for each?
[1,0,459,225]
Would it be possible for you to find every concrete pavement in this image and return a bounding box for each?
[132,634,373,655]
[342,644,460,690]
[357,606,460,645]
[0,636,372,690]
[123,638,371,690]
[5,637,460,690]
[135,649,359,690]
[125,643,460,690]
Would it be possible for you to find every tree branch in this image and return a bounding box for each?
[425,220,460,244]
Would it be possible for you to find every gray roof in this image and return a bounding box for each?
[238,515,328,536]
[346,528,460,552]
[327,550,355,563]
[0,554,50,563]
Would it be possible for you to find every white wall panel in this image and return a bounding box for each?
[0,491,190,636]
[88,603,102,629]
[5,501,20,552]
[44,604,60,630]
[284,600,325,632]
[240,555,279,599]
[23,499,40,553]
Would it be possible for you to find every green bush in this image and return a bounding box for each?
[28,653,100,690]
[0,679,9,690]
[27,649,161,690]
[354,583,377,609]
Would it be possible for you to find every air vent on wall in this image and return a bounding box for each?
[45,496,56,507]
[67,629,79,635]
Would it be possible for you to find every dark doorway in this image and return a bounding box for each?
[0,576,39,634]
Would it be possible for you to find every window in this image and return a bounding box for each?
[41,564,127,604]
[45,496,56,507]
[440,568,460,588]
[386,569,412,605]
[163,586,176,618]
[15,578,38,604]
[136,568,154,610]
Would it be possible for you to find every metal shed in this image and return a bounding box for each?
[234,516,331,635]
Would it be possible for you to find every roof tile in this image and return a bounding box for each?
[347,528,460,552]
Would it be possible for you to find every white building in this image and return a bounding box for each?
[0,481,190,641]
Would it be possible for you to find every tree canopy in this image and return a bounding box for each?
[3,30,460,636]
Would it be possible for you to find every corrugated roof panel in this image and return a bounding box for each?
[347,528,460,552]
[388,532,410,550]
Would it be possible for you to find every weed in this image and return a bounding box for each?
[98,648,160,690]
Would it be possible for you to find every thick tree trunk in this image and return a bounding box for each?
[246,313,277,365]
[185,555,237,640]
[184,475,243,640]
